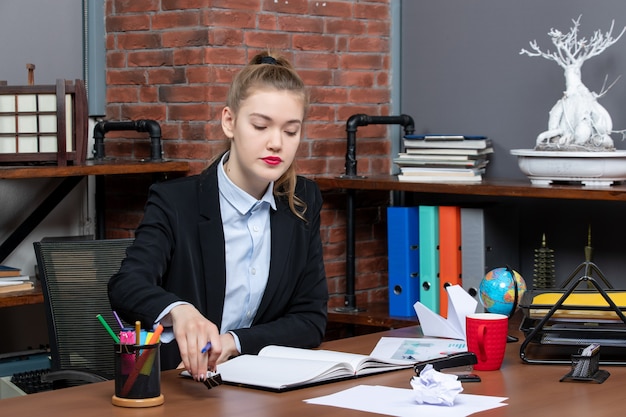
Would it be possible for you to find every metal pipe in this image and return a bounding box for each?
[338,114,416,312]
[343,114,415,178]
[93,119,163,160]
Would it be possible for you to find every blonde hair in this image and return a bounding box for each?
[226,51,309,221]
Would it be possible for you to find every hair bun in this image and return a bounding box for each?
[260,56,278,65]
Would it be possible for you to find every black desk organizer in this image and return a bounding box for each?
[560,348,610,383]
[519,275,626,366]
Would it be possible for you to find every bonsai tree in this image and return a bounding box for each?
[520,16,626,151]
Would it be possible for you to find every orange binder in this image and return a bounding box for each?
[438,206,462,318]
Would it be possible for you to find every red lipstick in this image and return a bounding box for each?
[262,156,282,166]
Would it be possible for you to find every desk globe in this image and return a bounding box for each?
[479,267,527,316]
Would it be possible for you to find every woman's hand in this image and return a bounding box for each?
[170,304,221,380]
[217,332,240,365]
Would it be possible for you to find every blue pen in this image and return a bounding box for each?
[201,342,212,353]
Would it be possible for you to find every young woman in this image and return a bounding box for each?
[108,52,328,381]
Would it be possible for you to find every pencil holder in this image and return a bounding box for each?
[560,349,610,383]
[112,343,164,407]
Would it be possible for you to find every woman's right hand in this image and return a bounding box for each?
[169,304,221,381]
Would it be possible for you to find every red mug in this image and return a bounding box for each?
[465,313,508,371]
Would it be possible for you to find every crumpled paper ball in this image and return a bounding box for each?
[410,363,464,406]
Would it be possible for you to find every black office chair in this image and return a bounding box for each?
[33,237,134,388]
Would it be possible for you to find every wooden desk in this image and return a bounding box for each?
[1,324,624,416]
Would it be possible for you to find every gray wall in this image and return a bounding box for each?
[0,0,85,355]
[401,1,626,180]
[0,0,83,84]
[399,1,626,288]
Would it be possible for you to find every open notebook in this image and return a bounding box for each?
[212,345,413,392]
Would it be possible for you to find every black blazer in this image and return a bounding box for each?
[108,158,328,370]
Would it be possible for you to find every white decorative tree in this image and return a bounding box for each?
[520,16,626,151]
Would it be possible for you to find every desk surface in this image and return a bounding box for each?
[1,324,624,416]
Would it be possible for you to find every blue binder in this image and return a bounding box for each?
[418,205,440,313]
[387,207,420,317]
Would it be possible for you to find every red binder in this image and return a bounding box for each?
[438,206,462,318]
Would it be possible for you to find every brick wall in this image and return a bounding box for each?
[103,0,393,310]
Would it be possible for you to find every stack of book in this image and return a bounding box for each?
[394,135,493,183]
[0,265,33,294]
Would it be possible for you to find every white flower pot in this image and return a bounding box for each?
[510,149,626,186]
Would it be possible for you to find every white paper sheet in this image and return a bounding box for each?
[413,285,477,340]
[304,384,508,417]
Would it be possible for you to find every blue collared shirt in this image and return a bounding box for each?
[218,152,275,333]
[156,153,274,352]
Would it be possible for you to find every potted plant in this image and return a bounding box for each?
[512,16,626,186]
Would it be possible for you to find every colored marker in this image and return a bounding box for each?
[135,321,141,346]
[140,324,164,375]
[147,324,163,345]
[96,314,120,343]
[119,329,135,345]
[201,342,212,354]
[112,310,124,329]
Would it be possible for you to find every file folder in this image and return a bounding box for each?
[386,207,420,317]
[418,205,439,313]
[438,205,462,318]
[460,207,484,312]
[460,206,519,312]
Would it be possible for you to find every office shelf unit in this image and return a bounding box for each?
[316,175,626,326]
[0,160,189,309]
